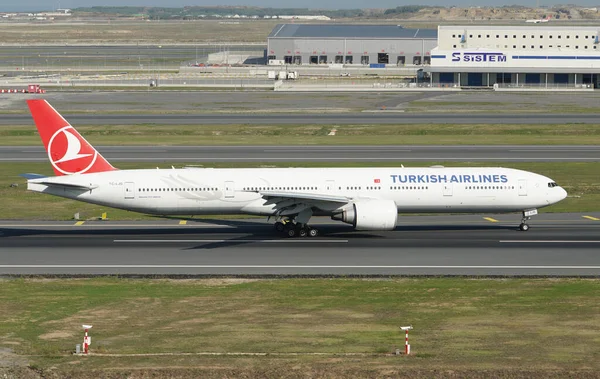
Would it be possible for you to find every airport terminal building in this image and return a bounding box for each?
[428,25,600,88]
[267,24,437,66]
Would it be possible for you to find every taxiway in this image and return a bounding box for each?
[1,145,598,163]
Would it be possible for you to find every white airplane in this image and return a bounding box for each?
[24,99,567,236]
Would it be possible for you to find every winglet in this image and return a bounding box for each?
[27,99,116,176]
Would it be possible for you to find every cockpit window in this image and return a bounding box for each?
[548,182,558,188]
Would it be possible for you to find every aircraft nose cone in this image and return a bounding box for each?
[559,187,568,201]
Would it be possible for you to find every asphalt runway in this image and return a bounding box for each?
[3,112,600,125]
[1,213,599,276]
[2,145,599,163]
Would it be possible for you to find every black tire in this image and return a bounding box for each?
[287,228,297,238]
[308,228,319,237]
[298,228,308,238]
[275,222,285,232]
[519,223,530,231]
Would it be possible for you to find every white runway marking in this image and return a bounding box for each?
[113,239,348,243]
[1,265,599,269]
[500,240,600,243]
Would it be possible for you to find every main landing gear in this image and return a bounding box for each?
[274,218,319,238]
[519,209,538,232]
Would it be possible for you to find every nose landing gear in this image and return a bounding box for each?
[519,209,537,231]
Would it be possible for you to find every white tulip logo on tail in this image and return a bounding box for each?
[47,126,98,175]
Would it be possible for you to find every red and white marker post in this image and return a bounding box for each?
[400,326,413,355]
[82,325,92,354]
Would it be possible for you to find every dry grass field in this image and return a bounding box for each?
[0,20,277,44]
[1,278,599,378]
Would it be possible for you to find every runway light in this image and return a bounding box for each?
[400,325,413,355]
[82,324,92,354]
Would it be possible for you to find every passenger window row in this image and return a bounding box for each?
[140,188,216,192]
[466,186,514,190]
[390,186,429,190]
[244,187,317,191]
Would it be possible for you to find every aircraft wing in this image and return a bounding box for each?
[252,190,351,217]
[257,190,350,205]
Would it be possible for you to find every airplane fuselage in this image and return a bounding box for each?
[29,166,567,217]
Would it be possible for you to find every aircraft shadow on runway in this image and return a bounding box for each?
[0,223,515,247]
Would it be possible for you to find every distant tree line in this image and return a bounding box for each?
[73,6,366,19]
[383,5,430,15]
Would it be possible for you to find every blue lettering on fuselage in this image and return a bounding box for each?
[390,174,508,184]
[452,52,507,63]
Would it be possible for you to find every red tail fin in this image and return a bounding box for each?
[27,99,116,176]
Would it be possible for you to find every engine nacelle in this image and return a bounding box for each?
[332,199,398,231]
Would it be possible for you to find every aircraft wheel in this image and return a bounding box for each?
[308,228,319,237]
[519,223,530,231]
[298,228,308,238]
[274,222,285,232]
[286,228,297,238]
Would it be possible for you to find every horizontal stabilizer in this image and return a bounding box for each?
[20,173,47,180]
[34,181,98,191]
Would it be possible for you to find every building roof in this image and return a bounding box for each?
[268,24,437,39]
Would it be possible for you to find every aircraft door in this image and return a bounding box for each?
[325,180,336,192]
[518,179,527,196]
[124,182,135,199]
[224,181,235,198]
[443,182,453,196]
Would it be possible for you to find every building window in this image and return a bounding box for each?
[293,56,302,65]
[334,55,343,64]
[284,55,292,64]
[397,55,405,65]
[345,56,353,64]
[310,56,318,64]
[361,55,369,65]
[377,53,389,64]
[319,55,327,64]
[423,56,431,65]
[267,55,276,60]
[413,56,422,65]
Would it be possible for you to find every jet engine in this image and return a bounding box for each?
[332,199,398,231]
